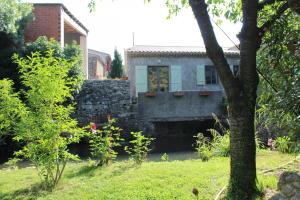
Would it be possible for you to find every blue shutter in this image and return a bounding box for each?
[197,65,205,85]
[135,66,148,96]
[170,65,182,91]
[230,65,234,74]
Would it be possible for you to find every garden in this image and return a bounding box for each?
[1,0,300,200]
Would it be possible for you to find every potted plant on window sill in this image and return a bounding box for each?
[145,92,156,97]
[199,91,211,96]
[173,91,184,97]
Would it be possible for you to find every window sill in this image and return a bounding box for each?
[173,92,184,97]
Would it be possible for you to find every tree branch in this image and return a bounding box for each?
[258,0,285,10]
[258,2,289,37]
[189,0,238,98]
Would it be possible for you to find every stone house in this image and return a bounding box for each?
[88,49,111,80]
[125,45,240,136]
[24,2,89,79]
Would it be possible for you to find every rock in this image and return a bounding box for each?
[269,172,300,200]
[279,184,295,197]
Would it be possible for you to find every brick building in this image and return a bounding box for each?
[24,3,89,79]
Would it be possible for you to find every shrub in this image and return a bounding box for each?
[89,118,123,166]
[275,136,294,153]
[194,133,212,161]
[125,131,154,165]
[0,51,85,190]
[208,129,231,157]
[161,153,169,161]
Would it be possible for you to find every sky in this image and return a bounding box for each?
[24,0,242,57]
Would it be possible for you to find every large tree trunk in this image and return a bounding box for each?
[227,96,258,199]
[189,0,260,199]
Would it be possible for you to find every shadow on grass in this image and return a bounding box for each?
[67,161,136,180]
[66,165,98,179]
[109,162,136,178]
[0,183,49,200]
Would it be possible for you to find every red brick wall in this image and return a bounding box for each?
[25,5,61,43]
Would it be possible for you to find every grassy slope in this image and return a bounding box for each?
[0,151,299,200]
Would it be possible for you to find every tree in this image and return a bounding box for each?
[256,11,300,143]
[109,48,123,78]
[1,51,85,190]
[0,0,33,163]
[88,0,299,198]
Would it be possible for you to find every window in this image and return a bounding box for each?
[205,65,219,84]
[148,66,169,92]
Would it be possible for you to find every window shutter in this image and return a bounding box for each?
[135,66,148,96]
[230,65,234,74]
[170,65,182,91]
[197,65,205,85]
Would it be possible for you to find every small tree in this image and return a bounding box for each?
[0,50,85,190]
[125,131,154,165]
[89,118,123,166]
[109,48,123,78]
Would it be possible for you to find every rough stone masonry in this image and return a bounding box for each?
[75,80,140,136]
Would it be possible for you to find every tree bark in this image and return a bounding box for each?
[189,0,259,198]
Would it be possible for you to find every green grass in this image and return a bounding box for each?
[0,151,299,200]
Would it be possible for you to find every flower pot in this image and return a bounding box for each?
[145,92,156,97]
[173,91,184,97]
[199,91,210,96]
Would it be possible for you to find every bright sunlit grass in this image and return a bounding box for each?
[0,151,298,200]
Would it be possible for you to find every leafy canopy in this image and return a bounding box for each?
[0,0,33,34]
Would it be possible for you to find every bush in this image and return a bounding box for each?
[125,131,154,165]
[161,153,169,161]
[274,136,299,154]
[89,118,123,166]
[23,36,84,94]
[0,51,85,190]
[209,129,231,157]
[194,133,212,161]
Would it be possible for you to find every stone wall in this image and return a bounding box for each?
[75,80,140,135]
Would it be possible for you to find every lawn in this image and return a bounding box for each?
[0,151,299,200]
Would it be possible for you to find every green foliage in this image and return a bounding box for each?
[109,48,123,79]
[0,79,24,136]
[24,36,84,93]
[275,136,300,154]
[194,133,212,161]
[1,51,86,190]
[125,131,154,165]
[208,129,231,157]
[161,153,169,161]
[89,118,123,166]
[257,11,300,146]
[275,136,291,153]
[0,0,33,35]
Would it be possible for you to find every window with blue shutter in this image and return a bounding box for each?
[135,66,148,96]
[197,65,205,85]
[170,65,182,91]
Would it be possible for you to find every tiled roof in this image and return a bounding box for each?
[125,45,240,56]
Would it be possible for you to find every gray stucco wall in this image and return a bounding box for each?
[127,55,240,97]
[138,91,225,122]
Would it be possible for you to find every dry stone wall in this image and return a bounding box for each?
[75,80,140,135]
